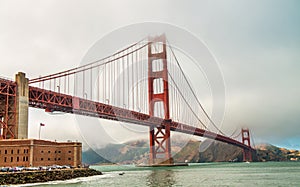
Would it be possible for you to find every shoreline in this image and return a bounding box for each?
[0,168,102,185]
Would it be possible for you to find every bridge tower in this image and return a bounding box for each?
[241,128,252,162]
[148,34,173,165]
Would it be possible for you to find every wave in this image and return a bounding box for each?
[11,174,114,187]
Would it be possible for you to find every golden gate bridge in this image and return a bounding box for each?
[0,34,254,165]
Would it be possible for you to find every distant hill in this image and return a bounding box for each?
[82,140,149,165]
[255,143,300,162]
[82,148,110,164]
[82,139,300,165]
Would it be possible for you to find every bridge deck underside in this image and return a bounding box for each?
[29,86,253,151]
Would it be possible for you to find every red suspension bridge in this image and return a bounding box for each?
[0,34,254,165]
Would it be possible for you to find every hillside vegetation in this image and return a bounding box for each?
[82,139,300,165]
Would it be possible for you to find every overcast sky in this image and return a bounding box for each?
[0,0,299,150]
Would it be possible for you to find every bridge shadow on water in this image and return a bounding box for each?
[146,169,176,187]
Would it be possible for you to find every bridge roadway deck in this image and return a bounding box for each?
[23,86,253,151]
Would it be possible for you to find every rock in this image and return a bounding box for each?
[0,168,102,185]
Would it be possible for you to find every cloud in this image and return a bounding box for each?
[0,0,299,149]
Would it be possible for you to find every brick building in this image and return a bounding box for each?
[0,139,81,167]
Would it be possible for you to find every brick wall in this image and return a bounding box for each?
[0,139,82,167]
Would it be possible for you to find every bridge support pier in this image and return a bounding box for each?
[241,128,252,162]
[149,120,173,165]
[15,72,29,139]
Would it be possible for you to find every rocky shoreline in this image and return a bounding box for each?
[0,168,102,185]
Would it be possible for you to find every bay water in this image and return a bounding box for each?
[17,162,300,187]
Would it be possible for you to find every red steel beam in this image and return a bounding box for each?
[0,78,17,139]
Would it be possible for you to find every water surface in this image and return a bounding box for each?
[20,162,300,187]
